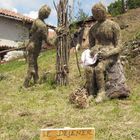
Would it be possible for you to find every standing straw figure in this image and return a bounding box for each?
[23,5,51,88]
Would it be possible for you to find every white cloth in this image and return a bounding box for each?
[3,51,24,61]
[81,49,98,67]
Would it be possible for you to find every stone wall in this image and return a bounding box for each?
[0,16,30,47]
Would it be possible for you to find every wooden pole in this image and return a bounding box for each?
[55,0,70,85]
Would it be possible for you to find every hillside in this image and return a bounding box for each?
[114,8,140,42]
[116,8,140,83]
[0,8,140,140]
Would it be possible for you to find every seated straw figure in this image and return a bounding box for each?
[84,3,130,103]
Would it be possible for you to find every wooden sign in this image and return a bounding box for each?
[40,128,95,140]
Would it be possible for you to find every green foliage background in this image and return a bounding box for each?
[127,0,140,9]
[108,0,140,16]
[108,0,122,16]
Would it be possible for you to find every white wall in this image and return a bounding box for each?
[0,16,30,47]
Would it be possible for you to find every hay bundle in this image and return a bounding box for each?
[69,87,89,108]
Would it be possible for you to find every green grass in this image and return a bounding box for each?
[0,50,140,140]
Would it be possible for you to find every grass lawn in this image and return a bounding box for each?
[0,50,140,140]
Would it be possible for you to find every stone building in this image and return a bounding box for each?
[0,9,32,60]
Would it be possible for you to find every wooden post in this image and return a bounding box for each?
[55,0,70,86]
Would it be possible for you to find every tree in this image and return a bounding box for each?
[122,0,125,13]
[108,0,140,16]
[76,8,88,21]
[74,1,88,21]
[108,0,122,16]
[127,0,140,9]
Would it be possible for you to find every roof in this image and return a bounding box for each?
[70,15,113,28]
[0,39,20,48]
[70,16,96,28]
[0,8,33,23]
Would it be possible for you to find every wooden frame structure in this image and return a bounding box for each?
[54,0,70,85]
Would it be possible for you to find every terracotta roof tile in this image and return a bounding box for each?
[0,8,33,23]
